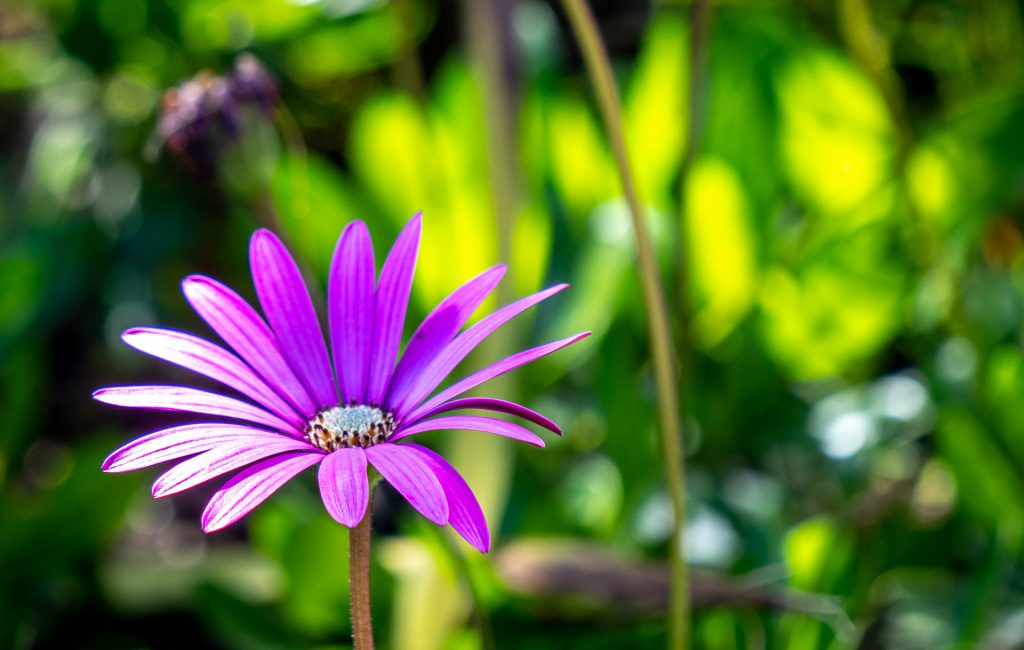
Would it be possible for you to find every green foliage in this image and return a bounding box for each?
[4,0,1024,648]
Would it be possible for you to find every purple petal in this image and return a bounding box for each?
[153,435,319,497]
[390,416,545,447]
[366,214,421,404]
[405,443,490,553]
[329,222,375,404]
[318,448,369,527]
[409,398,560,435]
[122,328,304,427]
[94,385,301,434]
[250,230,337,409]
[395,284,568,414]
[386,265,507,417]
[406,332,590,423]
[202,452,323,533]
[365,443,448,525]
[182,275,316,416]
[102,423,272,472]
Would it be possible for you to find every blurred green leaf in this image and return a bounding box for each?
[684,156,758,348]
[777,48,895,221]
[624,13,688,206]
[197,582,302,650]
[273,150,374,275]
[758,231,904,379]
[181,0,318,52]
[937,407,1024,537]
[784,516,850,592]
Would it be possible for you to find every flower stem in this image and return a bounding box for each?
[251,190,285,234]
[391,0,426,101]
[558,1,690,648]
[674,0,713,325]
[349,510,375,650]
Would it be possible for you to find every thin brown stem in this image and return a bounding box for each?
[349,510,375,650]
[558,1,690,648]
[273,103,311,227]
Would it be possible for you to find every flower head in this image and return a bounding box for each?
[158,53,278,173]
[96,214,588,552]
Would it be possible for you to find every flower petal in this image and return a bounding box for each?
[404,443,490,553]
[94,385,300,434]
[153,435,318,497]
[390,415,545,447]
[408,398,560,435]
[182,275,316,416]
[366,214,421,404]
[386,265,506,417]
[406,331,590,423]
[122,328,304,427]
[202,452,323,533]
[365,443,448,525]
[250,230,336,409]
[318,448,369,527]
[102,423,271,472]
[329,221,376,404]
[395,284,568,413]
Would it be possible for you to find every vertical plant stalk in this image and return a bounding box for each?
[274,103,311,226]
[392,0,427,101]
[559,1,690,648]
[350,508,375,650]
[458,4,519,648]
[837,0,936,269]
[247,190,327,312]
[464,0,520,284]
[251,191,285,235]
[674,0,713,325]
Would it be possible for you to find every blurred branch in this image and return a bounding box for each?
[557,1,690,647]
[497,540,849,625]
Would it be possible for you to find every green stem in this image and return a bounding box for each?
[458,5,516,645]
[251,190,284,234]
[837,0,935,269]
[558,1,690,648]
[273,103,311,227]
[391,0,427,101]
[674,0,713,327]
[349,509,375,650]
[464,0,519,283]
[429,524,496,650]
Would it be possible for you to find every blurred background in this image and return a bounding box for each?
[3,0,1024,648]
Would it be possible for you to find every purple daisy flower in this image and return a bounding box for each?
[96,214,588,553]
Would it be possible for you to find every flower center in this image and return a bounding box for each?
[306,405,396,451]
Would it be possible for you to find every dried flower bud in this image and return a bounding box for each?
[229,53,278,114]
[157,54,279,175]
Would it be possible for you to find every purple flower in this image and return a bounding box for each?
[97,215,588,553]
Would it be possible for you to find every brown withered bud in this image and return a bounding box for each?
[156,54,279,174]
